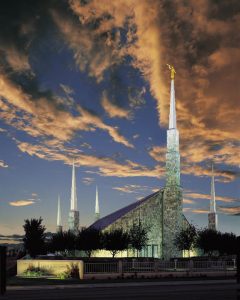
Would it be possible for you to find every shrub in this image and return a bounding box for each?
[23,265,50,277]
[57,263,79,280]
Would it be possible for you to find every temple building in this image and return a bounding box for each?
[68,161,79,232]
[208,164,218,230]
[90,66,185,259]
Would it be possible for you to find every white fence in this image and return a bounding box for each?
[84,260,236,274]
[84,262,118,274]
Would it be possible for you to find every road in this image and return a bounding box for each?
[3,281,240,300]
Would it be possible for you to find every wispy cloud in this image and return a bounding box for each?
[218,206,240,215]
[149,145,238,182]
[82,177,94,185]
[16,140,164,178]
[0,74,133,148]
[9,200,35,207]
[81,142,92,149]
[65,0,240,180]
[60,84,74,95]
[0,0,239,184]
[0,160,8,168]
[184,191,238,204]
[183,207,209,214]
[183,199,195,205]
[102,91,131,119]
[113,184,159,194]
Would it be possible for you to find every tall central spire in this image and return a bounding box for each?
[70,160,77,211]
[165,65,180,187]
[169,66,177,129]
[163,65,182,259]
[95,185,100,221]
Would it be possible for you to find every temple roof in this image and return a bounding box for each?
[89,191,160,231]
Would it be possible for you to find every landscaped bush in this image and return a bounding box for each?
[57,263,79,280]
[23,264,51,277]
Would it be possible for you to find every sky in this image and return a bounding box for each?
[0,0,239,238]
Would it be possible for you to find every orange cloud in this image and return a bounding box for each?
[102,91,131,119]
[149,145,237,182]
[16,140,164,178]
[218,206,240,215]
[9,200,35,207]
[185,191,238,204]
[0,73,133,148]
[183,199,195,205]
[113,184,155,194]
[183,207,208,214]
[68,0,239,181]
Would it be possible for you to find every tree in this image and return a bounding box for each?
[103,229,129,258]
[63,230,76,254]
[49,231,76,255]
[196,228,220,256]
[217,232,237,256]
[76,228,102,258]
[174,224,197,257]
[129,221,148,257]
[48,231,65,253]
[23,217,46,258]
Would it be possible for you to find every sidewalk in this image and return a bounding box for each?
[7,279,238,291]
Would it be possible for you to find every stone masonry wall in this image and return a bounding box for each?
[104,191,164,258]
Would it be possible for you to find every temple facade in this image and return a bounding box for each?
[90,66,185,259]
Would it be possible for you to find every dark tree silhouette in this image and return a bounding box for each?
[63,230,76,253]
[76,228,102,257]
[49,231,76,255]
[23,217,46,258]
[103,229,129,257]
[196,228,220,256]
[217,232,237,255]
[174,224,197,257]
[129,221,148,257]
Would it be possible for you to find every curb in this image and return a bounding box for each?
[7,279,237,291]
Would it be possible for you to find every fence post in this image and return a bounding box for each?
[118,261,123,276]
[0,246,6,296]
[233,259,236,270]
[154,261,158,273]
[189,260,193,273]
[78,260,84,280]
[174,259,177,271]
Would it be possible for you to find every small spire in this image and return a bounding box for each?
[210,163,216,213]
[70,159,77,211]
[95,185,100,221]
[57,195,62,226]
[56,195,63,233]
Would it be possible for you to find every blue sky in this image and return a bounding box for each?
[0,0,239,236]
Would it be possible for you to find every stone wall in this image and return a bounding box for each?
[162,186,183,259]
[103,191,164,258]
